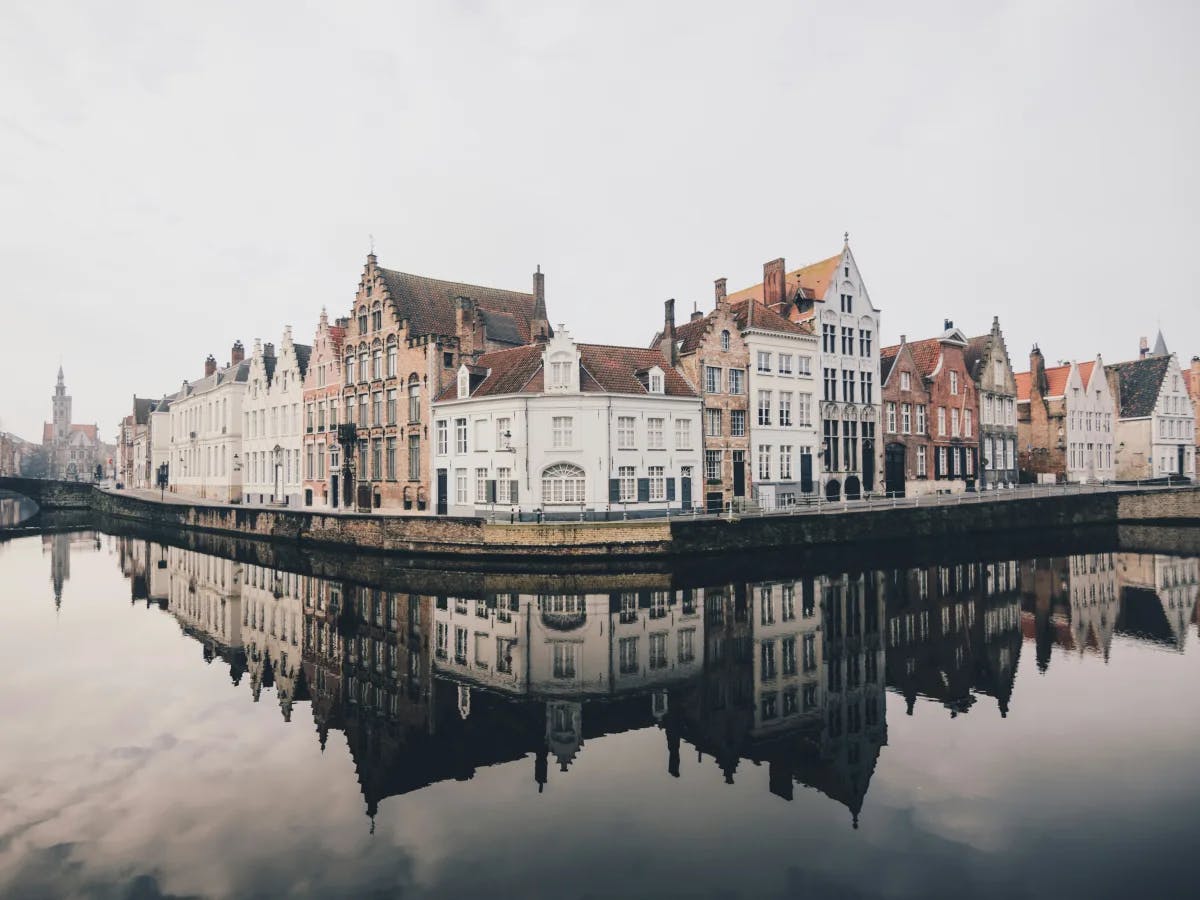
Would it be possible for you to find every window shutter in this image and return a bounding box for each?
[666,478,676,501]
[509,480,519,503]
[609,478,621,502]
[486,480,497,503]
[637,478,650,503]
[934,447,942,478]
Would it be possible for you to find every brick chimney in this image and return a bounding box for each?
[204,355,217,377]
[231,340,245,365]
[1139,336,1149,359]
[661,299,678,366]
[531,265,551,342]
[690,301,703,322]
[763,258,786,313]
[1030,345,1047,397]
[714,277,727,304]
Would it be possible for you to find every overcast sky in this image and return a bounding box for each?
[2,0,1197,442]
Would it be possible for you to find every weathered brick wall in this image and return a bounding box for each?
[0,476,94,509]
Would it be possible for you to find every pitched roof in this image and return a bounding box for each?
[963,335,988,380]
[729,299,813,335]
[880,346,899,385]
[1014,361,1093,402]
[726,253,842,307]
[133,397,155,425]
[42,422,99,443]
[668,312,714,355]
[294,343,312,378]
[438,343,698,401]
[377,267,535,340]
[1106,356,1171,418]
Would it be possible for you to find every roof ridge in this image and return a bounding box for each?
[376,266,531,298]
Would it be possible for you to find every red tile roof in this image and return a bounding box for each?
[726,253,842,308]
[42,422,99,443]
[1014,361,1088,402]
[438,343,698,401]
[730,299,813,335]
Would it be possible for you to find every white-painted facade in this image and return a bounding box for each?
[1064,358,1117,483]
[1111,354,1196,481]
[432,329,702,520]
[814,246,882,500]
[242,329,310,506]
[167,356,249,502]
[744,325,820,509]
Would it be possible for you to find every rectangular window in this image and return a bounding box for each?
[455,418,468,453]
[859,329,872,357]
[705,449,722,482]
[782,637,797,676]
[917,404,927,434]
[618,416,635,449]
[802,634,816,671]
[824,368,837,401]
[728,369,744,395]
[937,407,947,436]
[761,640,777,680]
[408,434,420,481]
[678,628,695,664]
[647,418,664,449]
[798,355,812,376]
[455,469,467,504]
[901,371,911,391]
[917,445,927,477]
[841,327,854,356]
[780,445,792,480]
[371,440,382,480]
[797,393,812,426]
[705,408,723,437]
[619,466,636,502]
[886,402,897,433]
[758,390,772,426]
[474,418,487,451]
[779,392,792,427]
[496,467,512,503]
[386,437,396,480]
[704,366,721,394]
[842,371,855,403]
[496,416,511,449]
[358,394,368,428]
[649,633,667,670]
[758,445,771,480]
[552,643,576,678]
[757,351,771,373]
[619,637,638,674]
[552,416,573,448]
[951,408,961,438]
[860,372,873,404]
[675,418,693,449]
[778,354,793,375]
[648,465,665,501]
[436,420,448,456]
[964,409,972,437]
[950,371,959,395]
[476,468,488,503]
[386,389,396,425]
[730,409,746,437]
[937,446,947,476]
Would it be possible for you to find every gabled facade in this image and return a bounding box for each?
[242,328,312,506]
[964,317,1019,488]
[731,298,820,508]
[118,396,155,488]
[880,323,980,496]
[1016,348,1116,483]
[726,236,882,500]
[339,253,549,513]
[432,327,702,520]
[654,292,751,512]
[879,340,933,496]
[43,368,108,481]
[301,309,348,509]
[1187,357,1200,460]
[167,343,250,501]
[1104,338,1196,481]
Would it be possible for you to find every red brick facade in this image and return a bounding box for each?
[301,309,348,508]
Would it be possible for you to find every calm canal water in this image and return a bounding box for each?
[1,509,1198,898]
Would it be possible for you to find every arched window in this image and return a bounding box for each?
[387,338,397,378]
[372,346,382,380]
[371,303,382,332]
[345,354,355,385]
[408,374,421,422]
[357,306,368,335]
[358,348,369,381]
[721,330,731,351]
[542,463,586,504]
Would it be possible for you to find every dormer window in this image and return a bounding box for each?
[457,367,470,399]
[720,330,730,351]
[550,359,572,389]
[649,369,664,394]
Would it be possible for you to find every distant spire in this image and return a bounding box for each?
[844,230,850,246]
[1152,329,1168,357]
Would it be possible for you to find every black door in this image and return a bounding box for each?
[825,479,841,501]
[862,439,875,493]
[732,451,745,498]
[331,474,339,509]
[845,475,861,500]
[1179,445,1186,480]
[681,475,692,510]
[885,443,906,497]
[436,469,448,515]
[800,452,814,494]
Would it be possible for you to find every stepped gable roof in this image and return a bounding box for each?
[730,298,812,335]
[1106,355,1171,419]
[377,267,535,340]
[43,423,99,443]
[438,343,697,401]
[665,311,714,355]
[726,253,842,308]
[294,343,313,377]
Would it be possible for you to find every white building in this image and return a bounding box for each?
[1105,340,1196,481]
[149,391,177,488]
[167,344,250,501]
[1062,358,1117,483]
[726,236,882,500]
[431,327,702,519]
[733,300,821,508]
[242,329,312,506]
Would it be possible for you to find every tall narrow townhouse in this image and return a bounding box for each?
[1105,334,1196,481]
[653,292,751,513]
[1015,347,1116,483]
[339,253,550,513]
[167,342,249,501]
[301,309,348,509]
[879,339,933,497]
[729,298,821,507]
[726,236,882,500]
[963,317,1019,489]
[242,328,311,506]
[1186,356,1200,461]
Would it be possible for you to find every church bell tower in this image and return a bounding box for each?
[53,366,72,442]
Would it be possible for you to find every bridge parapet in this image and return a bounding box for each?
[0,477,94,510]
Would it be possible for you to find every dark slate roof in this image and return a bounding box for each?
[1106,356,1170,419]
[479,309,526,346]
[880,346,899,385]
[963,335,988,381]
[377,267,535,339]
[133,397,155,425]
[294,343,313,378]
[437,343,698,401]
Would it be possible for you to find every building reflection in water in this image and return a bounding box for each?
[41,529,101,609]
[106,537,1200,830]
